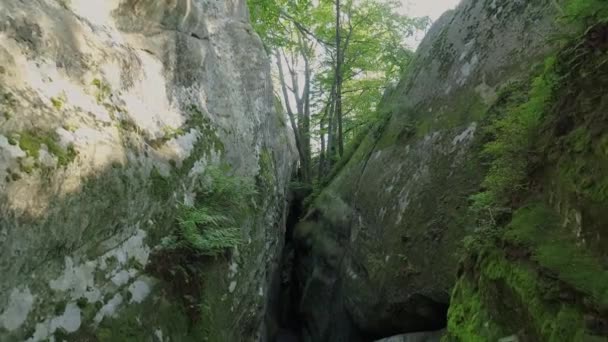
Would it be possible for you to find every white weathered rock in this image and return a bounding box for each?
[0,287,35,331]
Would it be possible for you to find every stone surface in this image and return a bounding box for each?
[375,330,444,342]
[0,0,294,340]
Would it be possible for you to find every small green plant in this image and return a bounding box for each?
[62,123,78,132]
[117,118,139,133]
[472,57,557,214]
[7,135,17,146]
[163,166,256,256]
[1,92,17,107]
[149,167,172,200]
[162,126,185,140]
[92,78,112,104]
[18,131,77,166]
[50,95,65,110]
[148,126,187,148]
[76,297,88,309]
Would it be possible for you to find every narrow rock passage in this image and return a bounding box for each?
[265,192,449,342]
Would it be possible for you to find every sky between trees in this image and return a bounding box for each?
[401,0,461,48]
[400,0,461,21]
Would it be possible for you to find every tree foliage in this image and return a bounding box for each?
[248,0,430,184]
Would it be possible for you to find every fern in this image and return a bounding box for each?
[164,165,256,256]
[473,57,557,211]
[564,0,608,24]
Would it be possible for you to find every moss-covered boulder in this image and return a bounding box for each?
[293,0,570,340]
[446,2,608,339]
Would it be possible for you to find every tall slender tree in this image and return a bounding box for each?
[335,0,344,158]
[248,0,430,184]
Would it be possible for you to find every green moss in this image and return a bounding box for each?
[372,88,488,155]
[428,28,456,78]
[148,126,187,149]
[54,300,67,315]
[1,91,17,108]
[447,247,591,341]
[273,96,287,127]
[417,92,488,138]
[324,126,374,183]
[105,255,118,270]
[474,57,557,210]
[505,204,608,308]
[51,96,64,110]
[564,0,608,26]
[556,131,608,203]
[197,260,235,341]
[103,103,124,121]
[164,126,185,138]
[18,131,77,166]
[18,132,42,159]
[449,4,608,342]
[445,277,498,342]
[448,201,606,340]
[126,256,144,271]
[166,105,224,175]
[92,78,112,104]
[256,148,276,199]
[7,135,17,146]
[149,167,172,201]
[62,123,78,132]
[76,297,88,309]
[117,118,139,133]
[94,293,204,342]
[53,328,71,341]
[489,253,592,341]
[143,106,227,240]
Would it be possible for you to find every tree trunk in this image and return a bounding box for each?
[319,115,326,179]
[326,77,337,171]
[335,0,344,156]
[301,36,312,183]
[275,50,308,181]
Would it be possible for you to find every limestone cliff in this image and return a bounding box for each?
[0,0,294,341]
[293,0,607,341]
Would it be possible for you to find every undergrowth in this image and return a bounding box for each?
[469,56,557,218]
[469,0,608,228]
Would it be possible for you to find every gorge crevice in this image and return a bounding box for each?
[265,189,449,342]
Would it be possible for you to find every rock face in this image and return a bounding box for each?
[375,330,444,342]
[0,0,293,341]
[292,0,572,340]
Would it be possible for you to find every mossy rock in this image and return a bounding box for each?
[18,130,77,167]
